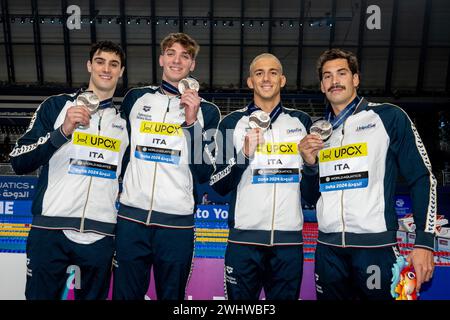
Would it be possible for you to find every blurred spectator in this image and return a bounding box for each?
[201,192,211,205]
[0,135,11,162]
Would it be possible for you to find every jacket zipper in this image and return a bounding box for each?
[337,98,362,247]
[80,111,104,232]
[340,122,346,247]
[269,128,276,245]
[146,98,171,225]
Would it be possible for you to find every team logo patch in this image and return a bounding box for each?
[112,123,124,130]
[286,128,302,134]
[356,123,376,132]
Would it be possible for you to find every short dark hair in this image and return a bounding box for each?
[89,41,126,67]
[160,33,200,59]
[316,48,359,81]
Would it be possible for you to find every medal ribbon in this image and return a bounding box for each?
[325,96,361,130]
[161,80,180,96]
[99,97,114,110]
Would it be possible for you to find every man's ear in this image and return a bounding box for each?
[87,60,92,73]
[159,55,164,67]
[119,66,125,78]
[247,77,254,89]
[320,80,326,94]
[189,59,196,72]
[280,75,286,88]
[353,73,360,88]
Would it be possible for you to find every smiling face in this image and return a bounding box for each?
[247,55,286,109]
[320,58,359,112]
[159,42,196,86]
[87,49,124,98]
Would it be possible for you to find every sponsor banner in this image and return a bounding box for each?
[195,205,229,259]
[195,205,228,221]
[0,176,37,201]
[0,176,36,253]
[0,176,36,218]
[0,200,33,216]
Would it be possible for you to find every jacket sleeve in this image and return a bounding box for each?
[298,112,321,205]
[119,144,130,180]
[301,163,320,206]
[393,108,436,250]
[10,98,70,175]
[209,115,250,196]
[182,102,221,184]
[119,89,138,179]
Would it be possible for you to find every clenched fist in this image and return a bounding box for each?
[298,134,324,165]
[180,89,201,126]
[243,128,265,158]
[61,105,91,137]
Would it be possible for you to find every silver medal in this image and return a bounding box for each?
[76,91,100,129]
[310,119,333,141]
[178,78,200,94]
[249,110,271,131]
[76,91,100,114]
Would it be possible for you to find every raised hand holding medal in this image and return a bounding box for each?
[243,110,271,158]
[60,91,98,136]
[297,119,330,165]
[179,77,201,125]
[76,91,100,129]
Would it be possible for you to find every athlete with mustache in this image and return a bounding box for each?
[299,48,436,300]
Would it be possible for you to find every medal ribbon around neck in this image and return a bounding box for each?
[325,96,361,130]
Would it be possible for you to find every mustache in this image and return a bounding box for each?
[328,84,346,92]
